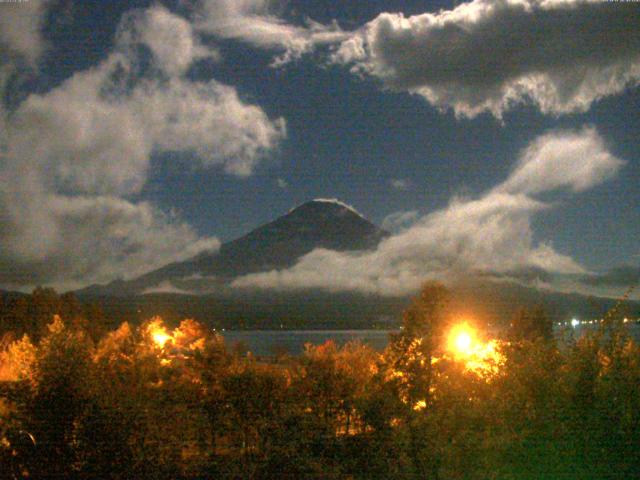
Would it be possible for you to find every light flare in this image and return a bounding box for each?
[454,331,472,354]
[447,322,477,359]
[152,329,171,347]
[146,319,173,348]
[413,400,427,411]
[446,322,503,376]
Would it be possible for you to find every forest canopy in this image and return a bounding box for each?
[0,284,639,479]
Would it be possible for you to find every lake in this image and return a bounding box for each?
[222,323,640,356]
[222,329,395,356]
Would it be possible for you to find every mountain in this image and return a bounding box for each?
[77,199,389,296]
[74,199,639,329]
[74,279,640,331]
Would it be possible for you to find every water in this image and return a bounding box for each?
[221,323,640,357]
[222,329,395,356]
[555,322,640,343]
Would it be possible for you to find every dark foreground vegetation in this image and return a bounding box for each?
[1,285,639,479]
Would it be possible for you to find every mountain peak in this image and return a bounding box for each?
[78,200,389,296]
[166,199,388,287]
[289,198,365,218]
[245,199,386,255]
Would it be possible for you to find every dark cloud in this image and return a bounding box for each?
[581,266,640,287]
[478,266,555,285]
[332,0,640,117]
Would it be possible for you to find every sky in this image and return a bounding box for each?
[0,0,638,298]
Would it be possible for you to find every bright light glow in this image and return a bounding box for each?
[152,329,171,347]
[147,319,172,348]
[571,318,579,327]
[446,322,504,377]
[447,323,476,358]
[454,331,472,355]
[413,400,427,411]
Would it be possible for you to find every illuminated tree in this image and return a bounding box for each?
[26,316,94,478]
[0,335,37,478]
[298,341,359,433]
[386,282,450,406]
[0,335,37,383]
[369,282,450,478]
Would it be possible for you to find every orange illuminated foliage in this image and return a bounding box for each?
[445,322,504,376]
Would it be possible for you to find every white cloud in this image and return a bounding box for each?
[495,127,625,195]
[233,127,623,296]
[116,5,214,77]
[134,78,286,176]
[7,56,286,196]
[193,0,349,65]
[8,61,151,197]
[234,192,565,296]
[0,5,285,288]
[331,0,640,118]
[141,280,193,295]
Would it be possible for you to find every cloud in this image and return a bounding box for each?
[234,192,571,296]
[141,280,193,296]
[0,196,221,289]
[5,53,285,195]
[390,178,410,191]
[116,5,215,77]
[133,77,286,176]
[0,0,50,65]
[233,127,623,296]
[8,61,151,197]
[331,0,640,118]
[478,266,554,285]
[0,5,285,288]
[277,178,288,189]
[193,0,349,65]
[495,127,625,195]
[381,210,418,232]
[580,266,640,288]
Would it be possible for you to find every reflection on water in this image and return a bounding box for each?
[222,323,640,357]
[555,322,640,341]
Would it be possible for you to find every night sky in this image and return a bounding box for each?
[0,0,638,298]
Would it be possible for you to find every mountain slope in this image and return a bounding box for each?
[78,199,389,296]
[74,199,639,329]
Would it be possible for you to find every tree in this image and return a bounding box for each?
[386,282,450,406]
[0,296,29,337]
[26,316,94,478]
[509,305,553,342]
[28,287,62,339]
[380,282,450,479]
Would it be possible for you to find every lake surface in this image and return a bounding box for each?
[222,323,640,357]
[556,322,640,342]
[222,329,396,356]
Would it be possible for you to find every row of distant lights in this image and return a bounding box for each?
[557,318,637,328]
